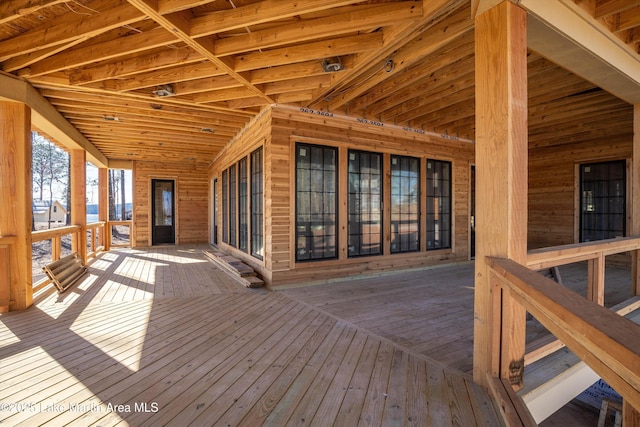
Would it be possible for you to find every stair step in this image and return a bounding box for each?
[203,249,263,288]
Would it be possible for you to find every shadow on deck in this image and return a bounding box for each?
[0,246,552,425]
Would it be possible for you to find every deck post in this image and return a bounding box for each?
[0,101,33,311]
[99,167,110,251]
[473,1,529,388]
[633,105,640,296]
[71,149,87,263]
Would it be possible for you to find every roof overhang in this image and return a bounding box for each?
[0,72,108,168]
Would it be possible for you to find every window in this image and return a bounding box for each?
[390,155,420,253]
[348,150,382,257]
[222,169,228,244]
[251,147,264,260]
[427,159,452,250]
[296,143,337,261]
[580,160,626,242]
[238,157,248,252]
[229,164,237,247]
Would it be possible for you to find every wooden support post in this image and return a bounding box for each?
[99,167,110,251]
[70,149,87,264]
[623,400,640,427]
[588,253,605,305]
[0,246,10,312]
[473,1,529,388]
[632,105,640,296]
[52,236,61,261]
[0,101,33,311]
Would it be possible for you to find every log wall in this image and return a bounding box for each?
[134,160,209,247]
[210,105,475,287]
[209,108,272,281]
[528,137,633,249]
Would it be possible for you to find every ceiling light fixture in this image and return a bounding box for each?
[153,84,175,97]
[322,57,344,73]
[102,115,121,122]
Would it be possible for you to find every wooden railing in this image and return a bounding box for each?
[486,252,640,416]
[524,237,640,365]
[32,225,81,261]
[108,220,132,248]
[0,235,17,312]
[86,221,106,259]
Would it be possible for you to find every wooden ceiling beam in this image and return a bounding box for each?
[352,32,474,114]
[40,88,252,121]
[157,0,215,14]
[19,27,178,77]
[172,75,242,96]
[250,60,327,84]
[212,2,421,57]
[3,36,90,72]
[71,120,230,140]
[327,4,472,111]
[69,46,203,85]
[264,75,333,95]
[126,0,274,104]
[234,32,383,72]
[189,0,367,37]
[111,62,223,92]
[595,0,640,18]
[523,0,640,103]
[187,86,262,103]
[614,5,640,31]
[0,0,70,25]
[55,106,240,133]
[0,72,108,167]
[309,0,469,110]
[31,75,255,117]
[0,0,144,61]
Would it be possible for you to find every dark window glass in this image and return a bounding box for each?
[295,143,338,261]
[251,147,264,260]
[238,157,248,252]
[390,155,420,253]
[580,160,626,242]
[427,159,452,250]
[229,164,237,247]
[348,150,382,257]
[222,169,228,244]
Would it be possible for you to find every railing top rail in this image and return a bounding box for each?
[86,221,106,228]
[32,225,82,242]
[487,256,640,411]
[526,236,640,269]
[108,220,132,226]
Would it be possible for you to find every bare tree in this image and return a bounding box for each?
[31,133,69,229]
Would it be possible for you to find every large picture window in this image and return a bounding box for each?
[348,150,382,257]
[251,147,264,260]
[426,159,452,250]
[390,155,420,253]
[238,157,248,252]
[228,164,237,247]
[296,143,337,261]
[580,160,626,242]
[222,169,228,244]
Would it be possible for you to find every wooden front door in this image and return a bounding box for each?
[152,179,175,245]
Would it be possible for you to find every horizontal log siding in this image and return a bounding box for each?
[528,138,633,249]
[134,161,209,247]
[209,108,272,282]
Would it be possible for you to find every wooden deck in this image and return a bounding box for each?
[0,246,505,426]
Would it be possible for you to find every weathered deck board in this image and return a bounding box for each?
[1,247,505,426]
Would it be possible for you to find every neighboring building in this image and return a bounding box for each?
[32,200,67,224]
